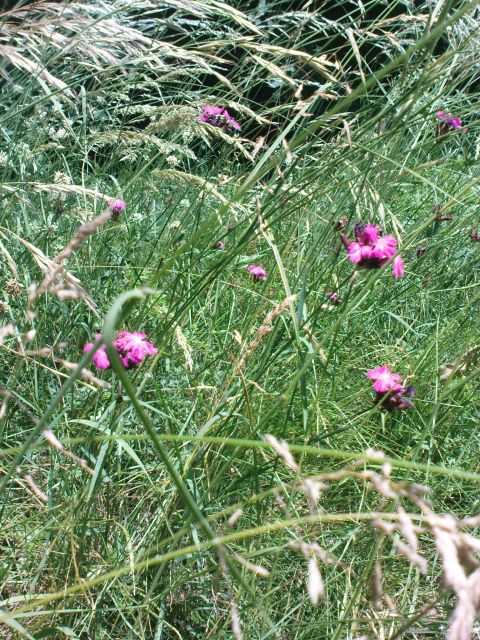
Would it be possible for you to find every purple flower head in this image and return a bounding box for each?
[339,223,404,278]
[215,241,225,250]
[366,365,414,411]
[199,105,241,133]
[436,110,467,133]
[199,105,224,121]
[355,223,379,245]
[248,264,267,280]
[366,365,403,393]
[84,334,110,370]
[376,385,415,411]
[114,330,158,368]
[84,329,157,371]
[108,199,126,214]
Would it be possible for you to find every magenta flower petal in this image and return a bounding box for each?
[358,224,380,245]
[227,117,242,131]
[248,264,267,279]
[83,341,94,353]
[84,335,111,370]
[372,235,397,260]
[108,199,126,214]
[121,355,133,369]
[200,105,224,118]
[392,255,405,279]
[92,349,111,370]
[113,330,158,367]
[360,245,374,260]
[366,365,403,393]
[347,242,362,263]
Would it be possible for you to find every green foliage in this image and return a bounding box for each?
[0,0,480,638]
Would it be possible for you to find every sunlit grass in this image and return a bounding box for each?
[0,0,479,638]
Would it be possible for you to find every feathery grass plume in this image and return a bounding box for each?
[43,429,94,476]
[58,358,110,388]
[88,131,197,160]
[152,169,230,206]
[175,325,193,372]
[429,514,480,640]
[237,295,296,368]
[35,206,113,300]
[15,466,47,504]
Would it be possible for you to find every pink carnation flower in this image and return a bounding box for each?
[248,264,267,280]
[392,255,405,280]
[436,110,467,133]
[114,330,158,368]
[84,334,110,370]
[366,365,402,393]
[84,329,157,371]
[199,105,241,132]
[366,365,414,411]
[339,222,404,278]
[108,199,126,214]
[371,235,397,261]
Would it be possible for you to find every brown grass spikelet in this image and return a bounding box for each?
[36,206,113,299]
[5,279,22,296]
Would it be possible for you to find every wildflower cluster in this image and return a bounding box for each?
[199,105,241,133]
[339,222,404,279]
[84,331,157,370]
[108,199,126,220]
[436,110,467,133]
[366,365,414,411]
[248,264,267,280]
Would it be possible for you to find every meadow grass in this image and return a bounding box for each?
[0,0,480,638]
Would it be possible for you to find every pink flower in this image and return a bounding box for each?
[436,110,467,133]
[114,331,158,368]
[216,241,225,250]
[199,105,224,121]
[108,199,126,214]
[357,223,379,245]
[84,334,110,370]
[248,264,267,280]
[199,105,241,132]
[348,242,373,263]
[366,365,414,411]
[340,223,405,278]
[366,365,403,393]
[371,235,397,261]
[392,255,405,279]
[84,329,157,371]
